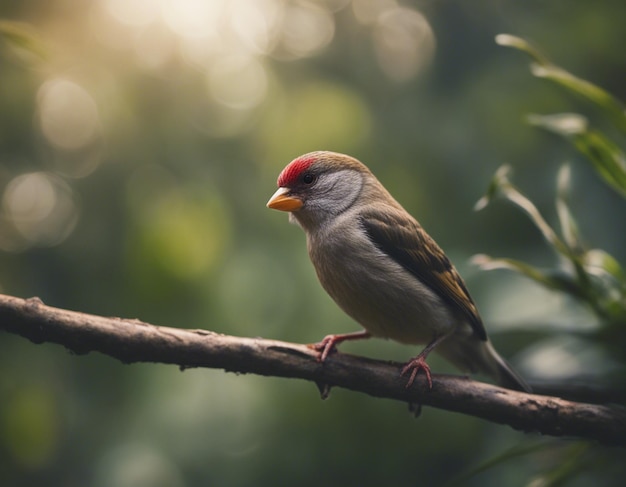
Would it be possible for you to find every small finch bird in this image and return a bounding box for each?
[267,151,530,392]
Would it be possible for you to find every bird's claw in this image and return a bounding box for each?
[309,335,338,362]
[401,356,433,390]
[310,331,371,362]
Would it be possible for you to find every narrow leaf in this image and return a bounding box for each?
[498,184,569,256]
[572,130,626,197]
[495,34,551,66]
[556,164,582,251]
[472,255,562,290]
[473,254,586,300]
[583,249,626,290]
[529,114,626,198]
[476,166,571,257]
[527,113,588,137]
[531,64,626,133]
[474,165,512,211]
[497,33,626,133]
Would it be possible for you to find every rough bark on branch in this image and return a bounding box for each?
[0,293,624,446]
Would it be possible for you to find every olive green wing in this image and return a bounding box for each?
[359,208,487,341]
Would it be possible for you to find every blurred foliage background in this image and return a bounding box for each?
[1,1,625,486]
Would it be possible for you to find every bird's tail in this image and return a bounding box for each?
[481,340,531,392]
[437,336,531,393]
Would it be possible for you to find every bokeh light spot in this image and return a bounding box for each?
[352,0,397,25]
[228,0,282,55]
[373,7,435,81]
[2,172,78,248]
[522,336,613,379]
[207,55,269,110]
[160,0,225,38]
[37,79,101,150]
[103,0,159,27]
[274,1,335,60]
[133,23,175,70]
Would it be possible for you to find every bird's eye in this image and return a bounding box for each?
[302,173,316,185]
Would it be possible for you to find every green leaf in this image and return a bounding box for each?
[471,254,575,293]
[476,166,572,257]
[499,183,569,256]
[527,113,588,137]
[531,64,626,134]
[583,249,626,291]
[556,164,583,251]
[529,114,626,198]
[572,130,626,197]
[473,164,512,211]
[495,34,551,66]
[583,249,626,323]
[497,33,626,133]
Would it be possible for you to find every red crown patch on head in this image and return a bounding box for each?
[277,155,316,187]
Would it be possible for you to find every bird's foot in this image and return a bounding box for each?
[401,356,433,390]
[310,335,339,362]
[309,330,372,362]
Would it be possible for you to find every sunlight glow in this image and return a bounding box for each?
[93,0,344,123]
[97,0,338,63]
[104,0,159,27]
[160,0,225,38]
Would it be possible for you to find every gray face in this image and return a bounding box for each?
[289,168,365,231]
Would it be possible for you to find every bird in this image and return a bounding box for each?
[266,151,530,392]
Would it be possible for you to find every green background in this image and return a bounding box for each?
[1,1,625,485]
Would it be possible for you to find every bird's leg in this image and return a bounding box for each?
[310,331,372,362]
[401,333,450,389]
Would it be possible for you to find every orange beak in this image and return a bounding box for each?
[267,187,303,212]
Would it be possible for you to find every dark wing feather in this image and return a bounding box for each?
[359,207,487,341]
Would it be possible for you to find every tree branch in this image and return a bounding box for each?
[1,293,624,446]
